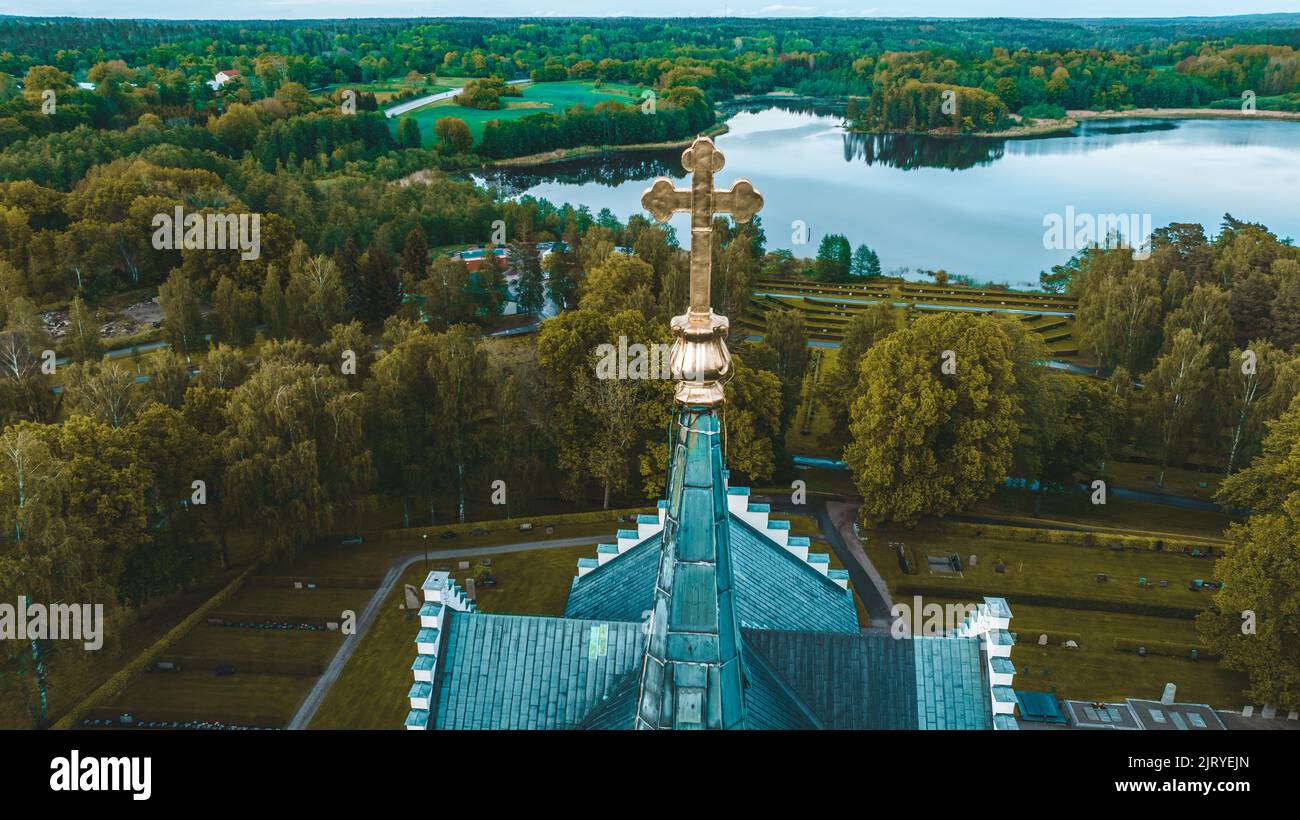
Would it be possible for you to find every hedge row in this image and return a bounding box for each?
[209,610,337,627]
[375,506,656,541]
[250,575,380,589]
[84,705,285,729]
[944,522,1215,553]
[157,654,324,677]
[893,580,1205,620]
[1114,637,1219,661]
[51,569,253,730]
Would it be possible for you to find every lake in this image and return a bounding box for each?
[475,106,1300,289]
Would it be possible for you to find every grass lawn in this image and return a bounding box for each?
[869,519,1248,708]
[288,519,628,578]
[399,80,643,145]
[863,520,1222,607]
[214,586,369,619]
[166,627,342,666]
[924,596,1246,707]
[1105,460,1224,499]
[104,670,315,726]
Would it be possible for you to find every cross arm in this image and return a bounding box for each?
[641,178,692,223]
[712,180,764,224]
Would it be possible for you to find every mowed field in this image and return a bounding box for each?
[396,80,645,145]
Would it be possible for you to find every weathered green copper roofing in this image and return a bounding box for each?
[635,407,747,729]
[743,628,992,729]
[742,636,822,729]
[913,636,992,729]
[565,518,859,634]
[405,709,429,728]
[428,611,644,730]
[575,673,640,730]
[569,633,825,730]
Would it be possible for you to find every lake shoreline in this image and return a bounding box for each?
[842,105,1300,139]
[482,121,731,169]
[1070,107,1300,122]
[844,116,1079,139]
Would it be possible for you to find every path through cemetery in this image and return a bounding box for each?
[287,535,606,729]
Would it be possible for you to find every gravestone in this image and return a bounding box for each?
[968,554,978,567]
[403,584,420,610]
[1065,640,1078,649]
[1037,633,1048,646]
[465,577,477,600]
[458,561,470,570]
[1161,683,1176,705]
[1288,711,1298,721]
[1242,705,1254,717]
[1261,703,1277,719]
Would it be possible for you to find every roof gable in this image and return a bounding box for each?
[564,514,859,635]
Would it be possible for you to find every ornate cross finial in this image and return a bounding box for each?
[641,136,763,406]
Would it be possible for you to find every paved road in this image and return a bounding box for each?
[286,534,602,729]
[384,87,462,118]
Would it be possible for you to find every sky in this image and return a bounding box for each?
[1,2,1298,21]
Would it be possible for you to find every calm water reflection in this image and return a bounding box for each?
[475,107,1300,288]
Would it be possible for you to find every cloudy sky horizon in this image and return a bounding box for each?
[2,2,1298,21]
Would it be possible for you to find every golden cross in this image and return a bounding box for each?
[642,136,763,322]
[641,136,763,406]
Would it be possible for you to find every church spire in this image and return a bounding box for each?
[634,136,763,729]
